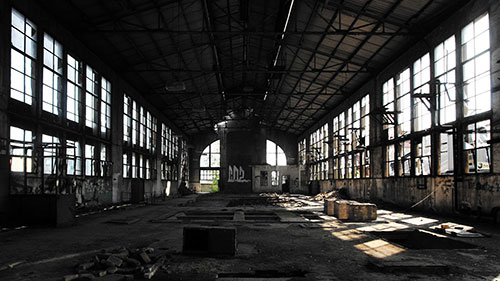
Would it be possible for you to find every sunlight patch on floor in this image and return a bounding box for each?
[354,239,405,259]
[401,217,438,226]
[356,222,409,232]
[330,229,368,241]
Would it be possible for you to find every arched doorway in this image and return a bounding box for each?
[199,140,220,192]
[266,140,289,192]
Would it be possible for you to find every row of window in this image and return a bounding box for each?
[383,13,491,176]
[11,9,183,183]
[332,95,371,179]
[10,126,110,178]
[123,94,157,152]
[309,124,329,180]
[300,13,492,180]
[161,123,179,161]
[123,94,181,181]
[11,9,112,136]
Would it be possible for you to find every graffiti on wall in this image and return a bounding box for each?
[75,178,112,207]
[228,165,250,183]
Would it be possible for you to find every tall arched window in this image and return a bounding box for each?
[266,140,286,166]
[200,140,220,184]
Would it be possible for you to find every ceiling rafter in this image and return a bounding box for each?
[282,0,396,131]
[268,0,351,128]
[202,0,227,107]
[144,0,206,132]
[96,0,200,132]
[286,0,414,131]
[258,0,320,122]
[178,0,218,125]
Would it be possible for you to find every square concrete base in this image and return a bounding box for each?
[183,226,236,256]
[334,200,377,221]
[324,199,335,215]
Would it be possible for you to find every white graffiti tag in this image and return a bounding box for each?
[228,165,250,183]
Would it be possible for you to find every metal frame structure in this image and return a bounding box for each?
[35,0,471,136]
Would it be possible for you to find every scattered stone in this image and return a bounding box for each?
[78,262,95,271]
[63,274,80,281]
[106,266,118,274]
[79,273,96,279]
[143,256,166,279]
[106,255,123,267]
[95,269,108,277]
[63,246,165,281]
[0,260,26,272]
[138,251,151,264]
[124,258,141,268]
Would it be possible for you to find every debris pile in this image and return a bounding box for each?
[227,194,306,208]
[312,190,341,201]
[64,247,166,281]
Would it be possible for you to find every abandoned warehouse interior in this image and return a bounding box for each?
[1,0,500,280]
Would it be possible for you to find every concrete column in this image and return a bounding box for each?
[490,0,500,173]
[111,83,124,203]
[155,122,162,196]
[371,78,383,178]
[0,1,11,222]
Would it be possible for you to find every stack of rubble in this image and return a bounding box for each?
[64,247,166,281]
[312,190,339,201]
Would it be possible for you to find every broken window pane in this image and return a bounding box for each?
[439,131,454,175]
[9,126,33,173]
[42,134,60,175]
[464,120,490,174]
[398,140,411,176]
[66,140,81,176]
[382,79,395,140]
[415,135,431,176]
[385,145,395,177]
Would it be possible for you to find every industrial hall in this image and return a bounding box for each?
[0,0,500,280]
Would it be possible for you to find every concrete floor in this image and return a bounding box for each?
[0,193,499,281]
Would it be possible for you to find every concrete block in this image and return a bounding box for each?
[324,199,335,215]
[334,200,377,221]
[138,251,151,264]
[106,255,123,267]
[350,203,377,221]
[183,226,236,256]
[334,200,353,220]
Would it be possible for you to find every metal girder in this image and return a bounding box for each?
[143,0,205,132]
[283,0,394,132]
[202,0,226,103]
[83,28,412,36]
[178,0,218,125]
[152,91,345,96]
[87,0,182,27]
[268,0,350,127]
[319,0,411,31]
[128,68,369,74]
[258,0,320,121]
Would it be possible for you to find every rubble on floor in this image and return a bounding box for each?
[227,194,307,208]
[311,189,348,201]
[64,247,166,281]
